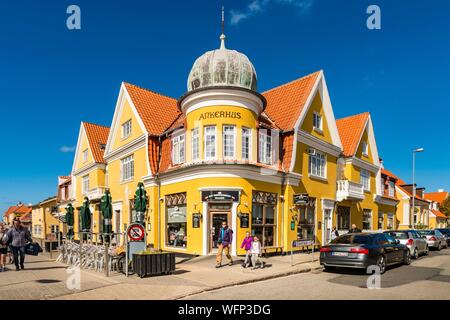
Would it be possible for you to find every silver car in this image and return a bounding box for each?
[384,230,428,259]
[417,230,448,250]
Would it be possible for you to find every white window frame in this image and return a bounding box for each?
[258,130,273,165]
[122,119,132,139]
[388,181,395,197]
[242,127,251,161]
[387,213,394,229]
[172,133,185,165]
[308,150,327,179]
[120,155,134,182]
[82,149,88,162]
[223,125,236,159]
[360,169,370,191]
[82,175,90,195]
[362,141,369,156]
[204,126,216,160]
[362,209,372,231]
[191,128,199,161]
[313,112,323,132]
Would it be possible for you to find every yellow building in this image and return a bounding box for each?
[335,113,386,233]
[69,31,398,256]
[31,196,60,247]
[71,122,110,241]
[56,176,73,237]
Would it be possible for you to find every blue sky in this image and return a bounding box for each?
[0,0,449,214]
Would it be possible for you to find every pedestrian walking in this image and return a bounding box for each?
[330,226,339,241]
[240,231,253,268]
[0,223,8,271]
[215,221,233,268]
[5,218,32,271]
[251,236,264,270]
[347,224,362,234]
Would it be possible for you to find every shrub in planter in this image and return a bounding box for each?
[132,251,175,278]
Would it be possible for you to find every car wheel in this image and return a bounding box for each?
[413,248,419,259]
[424,245,429,256]
[376,255,386,274]
[437,243,442,251]
[404,250,411,265]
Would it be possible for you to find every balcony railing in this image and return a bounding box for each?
[87,187,107,200]
[336,180,365,202]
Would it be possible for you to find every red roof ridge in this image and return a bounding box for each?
[123,82,176,102]
[336,111,370,122]
[262,70,322,95]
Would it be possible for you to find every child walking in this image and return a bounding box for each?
[240,231,253,268]
[251,236,264,270]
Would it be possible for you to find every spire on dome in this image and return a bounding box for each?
[220,6,226,50]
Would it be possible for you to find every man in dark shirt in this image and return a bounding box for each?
[348,224,362,234]
[6,218,31,271]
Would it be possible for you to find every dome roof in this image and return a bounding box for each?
[187,35,257,92]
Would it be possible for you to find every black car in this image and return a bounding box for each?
[320,232,411,274]
[436,228,450,246]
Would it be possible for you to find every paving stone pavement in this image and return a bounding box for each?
[0,251,320,300]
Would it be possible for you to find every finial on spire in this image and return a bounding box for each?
[220,5,226,50]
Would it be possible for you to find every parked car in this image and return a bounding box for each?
[435,228,450,246]
[383,230,428,259]
[320,233,411,274]
[417,230,448,250]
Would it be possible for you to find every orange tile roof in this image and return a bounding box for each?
[425,192,448,205]
[14,205,32,214]
[124,83,181,136]
[431,209,447,219]
[263,71,321,131]
[83,122,110,164]
[336,112,369,157]
[4,206,17,217]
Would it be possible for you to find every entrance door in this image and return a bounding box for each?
[323,209,332,244]
[209,212,230,253]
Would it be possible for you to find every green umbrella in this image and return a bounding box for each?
[66,203,75,240]
[134,182,147,224]
[100,189,113,243]
[80,196,92,232]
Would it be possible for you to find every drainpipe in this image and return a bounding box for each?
[280,171,286,251]
[156,134,162,250]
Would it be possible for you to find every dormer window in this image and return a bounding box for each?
[313,112,323,132]
[362,141,369,156]
[258,129,272,165]
[172,133,185,165]
[122,119,132,139]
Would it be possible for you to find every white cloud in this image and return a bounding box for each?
[230,0,314,26]
[60,145,76,153]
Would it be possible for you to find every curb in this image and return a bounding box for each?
[172,263,322,300]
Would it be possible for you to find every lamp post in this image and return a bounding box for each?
[412,148,424,228]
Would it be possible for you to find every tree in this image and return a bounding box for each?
[439,196,450,217]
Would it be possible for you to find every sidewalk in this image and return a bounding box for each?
[0,252,321,300]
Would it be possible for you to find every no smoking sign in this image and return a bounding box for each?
[127,223,145,242]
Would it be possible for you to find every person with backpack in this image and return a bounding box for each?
[215,221,233,268]
[0,223,8,272]
[5,218,32,271]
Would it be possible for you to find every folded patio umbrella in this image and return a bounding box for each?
[66,203,75,240]
[80,196,91,233]
[134,182,147,224]
[100,189,113,243]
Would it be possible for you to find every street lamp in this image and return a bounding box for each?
[412,148,424,228]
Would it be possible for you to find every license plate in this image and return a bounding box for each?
[332,252,348,257]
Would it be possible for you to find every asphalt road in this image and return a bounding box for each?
[183,248,450,300]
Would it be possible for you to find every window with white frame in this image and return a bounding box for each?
[387,213,394,229]
[361,141,369,156]
[360,169,370,191]
[258,130,272,164]
[313,112,322,131]
[308,150,326,178]
[120,155,134,182]
[51,225,59,234]
[363,209,372,230]
[242,127,251,161]
[378,212,384,230]
[223,125,236,159]
[82,149,88,162]
[172,133,185,165]
[82,175,90,195]
[191,128,199,161]
[33,224,42,237]
[204,126,216,160]
[388,181,395,197]
[122,119,132,139]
